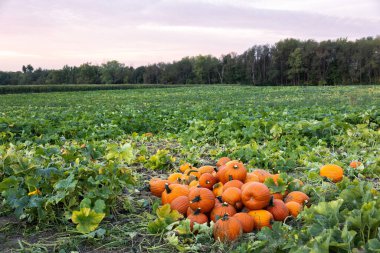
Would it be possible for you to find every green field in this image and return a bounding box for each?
[1,85,380,252]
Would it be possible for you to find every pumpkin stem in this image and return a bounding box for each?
[206,180,210,184]
[214,167,218,172]
[187,169,198,175]
[268,195,274,207]
[222,202,229,207]
[213,183,221,189]
[233,164,239,169]
[216,196,223,203]
[190,195,201,203]
[228,175,233,181]
[164,183,171,194]
[221,213,229,221]
[194,208,202,215]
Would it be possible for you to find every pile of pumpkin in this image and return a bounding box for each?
[148,157,310,242]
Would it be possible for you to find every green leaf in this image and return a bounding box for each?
[71,207,105,234]
[147,204,183,233]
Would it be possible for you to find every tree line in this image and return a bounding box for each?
[1,37,379,86]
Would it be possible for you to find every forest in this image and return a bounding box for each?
[1,37,380,86]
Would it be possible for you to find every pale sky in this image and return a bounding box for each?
[0,0,379,71]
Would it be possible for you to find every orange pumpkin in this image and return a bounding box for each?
[187,208,208,230]
[189,187,215,213]
[170,196,189,215]
[199,173,217,189]
[149,178,170,197]
[222,160,247,183]
[285,201,302,217]
[252,169,272,183]
[213,182,224,197]
[319,164,344,182]
[350,161,362,169]
[284,191,309,205]
[213,214,242,242]
[267,199,289,221]
[216,165,227,182]
[248,210,274,229]
[161,184,189,205]
[167,173,183,184]
[198,165,216,175]
[216,157,231,167]
[189,180,199,189]
[233,213,255,233]
[223,180,244,191]
[222,187,242,209]
[244,172,260,183]
[210,202,237,222]
[272,192,284,200]
[179,163,192,173]
[241,182,271,210]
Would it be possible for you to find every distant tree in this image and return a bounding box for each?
[288,48,304,85]
[77,63,101,84]
[100,61,126,84]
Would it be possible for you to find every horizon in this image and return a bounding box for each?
[1,0,380,71]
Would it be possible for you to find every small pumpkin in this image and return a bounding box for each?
[222,187,242,209]
[319,164,344,182]
[216,165,227,182]
[252,169,272,183]
[248,210,274,229]
[216,157,231,167]
[213,214,242,242]
[272,192,284,200]
[241,182,271,210]
[223,180,244,191]
[167,173,183,184]
[349,161,362,169]
[213,182,224,197]
[189,187,215,213]
[161,183,189,205]
[284,191,309,205]
[199,173,218,189]
[222,160,247,183]
[189,180,199,189]
[187,208,208,230]
[285,201,302,217]
[233,212,255,233]
[149,178,170,197]
[179,163,192,173]
[198,165,216,175]
[267,199,289,221]
[210,202,237,222]
[170,196,189,215]
[244,172,260,183]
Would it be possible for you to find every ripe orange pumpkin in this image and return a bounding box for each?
[187,208,208,230]
[222,187,242,208]
[241,182,271,210]
[248,210,274,229]
[216,157,231,167]
[210,202,237,222]
[285,201,302,217]
[199,173,217,189]
[179,163,192,173]
[189,187,215,213]
[349,161,362,169]
[216,165,227,182]
[213,182,224,197]
[213,214,242,242]
[198,165,216,175]
[223,180,244,191]
[272,192,284,200]
[284,191,309,205]
[161,183,189,205]
[233,212,255,233]
[222,160,247,183]
[244,172,260,183]
[252,169,272,183]
[149,178,170,197]
[267,199,289,221]
[167,173,183,184]
[319,164,344,182]
[170,196,189,215]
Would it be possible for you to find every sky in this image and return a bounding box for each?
[0,0,379,71]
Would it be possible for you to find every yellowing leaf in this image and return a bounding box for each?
[71,207,105,234]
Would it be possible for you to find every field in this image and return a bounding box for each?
[0,85,379,252]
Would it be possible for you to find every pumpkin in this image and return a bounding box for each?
[187,208,208,230]
[241,182,271,210]
[213,182,224,197]
[198,165,216,175]
[216,165,227,182]
[285,201,302,217]
[350,161,362,169]
[222,160,247,183]
[167,173,183,184]
[187,207,194,216]
[216,157,231,167]
[199,173,217,189]
[252,169,272,183]
[183,169,201,182]
[180,163,192,173]
[248,210,274,229]
[189,180,199,189]
[244,172,260,183]
[149,178,170,197]
[223,180,243,191]
[233,213,255,233]
[189,187,215,213]
[170,196,189,215]
[161,183,189,205]
[319,164,344,182]
[267,199,289,221]
[222,187,242,209]
[284,191,309,205]
[210,202,236,222]
[272,192,283,200]
[213,214,242,242]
